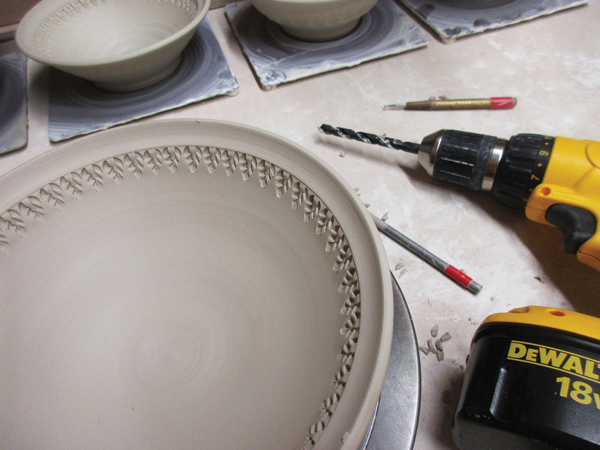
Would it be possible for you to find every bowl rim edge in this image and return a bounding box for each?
[15,0,212,68]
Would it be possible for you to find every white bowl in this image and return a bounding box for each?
[16,0,210,91]
[0,120,393,450]
[252,0,378,41]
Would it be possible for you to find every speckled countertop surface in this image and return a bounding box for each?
[2,2,600,448]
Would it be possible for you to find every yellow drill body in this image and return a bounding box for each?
[526,137,600,270]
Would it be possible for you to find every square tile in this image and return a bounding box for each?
[397,0,587,43]
[226,0,430,90]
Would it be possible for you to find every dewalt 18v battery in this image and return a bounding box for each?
[453,306,600,450]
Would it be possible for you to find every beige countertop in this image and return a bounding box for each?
[2,1,600,448]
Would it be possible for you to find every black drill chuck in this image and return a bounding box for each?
[418,130,555,209]
[318,124,555,209]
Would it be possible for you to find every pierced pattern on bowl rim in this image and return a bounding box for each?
[0,144,362,449]
[32,0,200,59]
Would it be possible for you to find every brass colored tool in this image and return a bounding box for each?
[384,96,517,110]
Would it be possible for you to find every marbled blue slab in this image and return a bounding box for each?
[397,0,587,43]
[226,0,430,90]
[0,51,27,155]
[49,20,239,142]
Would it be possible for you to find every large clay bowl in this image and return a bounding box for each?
[0,120,393,450]
[16,0,210,91]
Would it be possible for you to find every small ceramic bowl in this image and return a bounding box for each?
[252,0,378,41]
[16,0,210,91]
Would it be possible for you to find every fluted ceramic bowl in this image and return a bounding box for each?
[252,0,377,41]
[16,0,210,91]
[0,120,393,450]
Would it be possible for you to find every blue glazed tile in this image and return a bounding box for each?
[226,0,430,90]
[0,51,28,155]
[397,0,587,43]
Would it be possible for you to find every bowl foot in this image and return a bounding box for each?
[92,55,182,92]
[282,18,360,41]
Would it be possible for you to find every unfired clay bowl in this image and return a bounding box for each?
[0,120,393,450]
[252,0,378,41]
[16,0,210,91]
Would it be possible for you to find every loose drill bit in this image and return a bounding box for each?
[371,214,482,295]
[319,124,420,154]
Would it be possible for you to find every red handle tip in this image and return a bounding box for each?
[444,265,482,294]
[491,97,517,109]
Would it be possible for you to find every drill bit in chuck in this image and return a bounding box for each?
[319,124,421,154]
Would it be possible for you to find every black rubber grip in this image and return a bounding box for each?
[546,204,597,254]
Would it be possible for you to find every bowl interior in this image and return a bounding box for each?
[22,0,200,63]
[0,121,390,450]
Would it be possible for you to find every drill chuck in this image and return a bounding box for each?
[417,130,554,209]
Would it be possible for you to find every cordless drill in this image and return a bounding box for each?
[319,125,600,271]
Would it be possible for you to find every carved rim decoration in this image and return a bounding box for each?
[32,0,200,59]
[0,120,391,450]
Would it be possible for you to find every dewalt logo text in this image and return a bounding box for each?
[507,340,600,384]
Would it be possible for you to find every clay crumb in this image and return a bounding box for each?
[534,276,544,283]
[428,338,437,354]
[381,212,389,221]
[364,202,371,208]
[431,324,439,337]
[342,432,350,443]
[339,151,346,157]
[435,339,444,352]
[395,262,404,271]
[419,346,430,355]
[440,332,452,342]
[437,349,445,361]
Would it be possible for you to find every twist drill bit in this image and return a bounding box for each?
[319,124,421,154]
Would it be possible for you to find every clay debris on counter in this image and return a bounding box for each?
[419,324,452,361]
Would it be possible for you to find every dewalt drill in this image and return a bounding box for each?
[319,125,600,271]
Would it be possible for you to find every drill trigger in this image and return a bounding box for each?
[545,204,597,254]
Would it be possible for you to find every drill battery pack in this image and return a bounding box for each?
[453,306,600,450]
